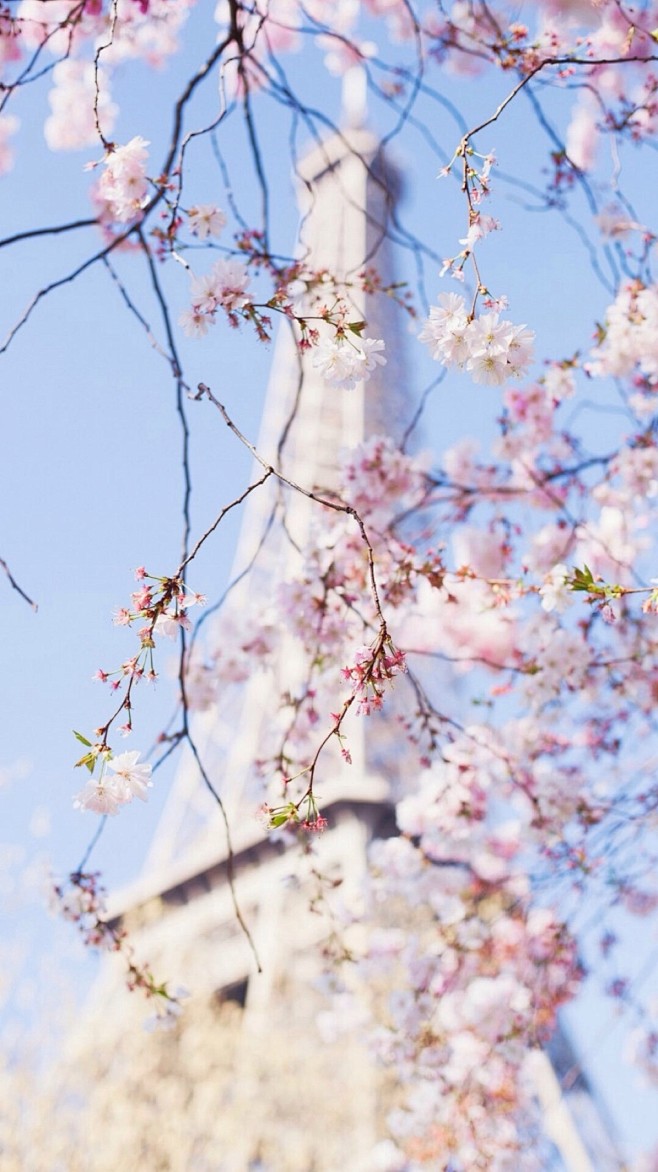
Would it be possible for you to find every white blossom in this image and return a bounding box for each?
[419,293,534,385]
[313,335,386,390]
[107,750,153,802]
[539,564,573,613]
[187,203,227,239]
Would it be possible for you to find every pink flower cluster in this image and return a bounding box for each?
[187,203,226,239]
[51,871,117,951]
[589,280,658,385]
[45,60,116,151]
[179,258,251,337]
[419,293,535,385]
[52,870,188,1027]
[73,570,204,799]
[347,802,582,1168]
[4,0,194,175]
[214,0,414,89]
[74,749,153,815]
[97,135,150,223]
[341,640,406,715]
[111,569,205,648]
[312,335,387,390]
[341,435,428,529]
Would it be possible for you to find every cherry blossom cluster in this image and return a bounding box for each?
[111,567,204,652]
[324,758,582,1169]
[312,333,387,391]
[96,135,150,223]
[175,365,658,1076]
[52,870,118,951]
[259,793,329,834]
[179,245,391,383]
[341,435,429,530]
[70,569,204,813]
[437,155,499,283]
[73,747,153,816]
[0,0,655,191]
[419,293,535,386]
[341,638,407,716]
[588,280,658,386]
[52,871,187,1027]
[3,0,194,158]
[183,392,658,863]
[179,439,430,833]
[185,369,658,1155]
[6,0,658,1158]
[179,257,252,336]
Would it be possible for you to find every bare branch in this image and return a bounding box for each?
[0,557,37,611]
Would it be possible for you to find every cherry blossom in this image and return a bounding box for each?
[187,204,227,239]
[6,0,658,1161]
[312,335,386,390]
[106,750,153,802]
[73,750,152,814]
[538,563,573,613]
[153,610,191,639]
[73,778,126,816]
[180,257,251,334]
[97,135,150,223]
[589,281,658,385]
[44,60,116,151]
[419,294,534,385]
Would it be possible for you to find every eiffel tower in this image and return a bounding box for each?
[91,78,627,1172]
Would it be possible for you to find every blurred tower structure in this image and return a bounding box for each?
[92,94,626,1172]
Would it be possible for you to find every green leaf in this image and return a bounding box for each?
[73,730,92,747]
[347,320,366,336]
[75,751,96,773]
[570,565,598,593]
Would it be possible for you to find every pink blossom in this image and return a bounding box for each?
[313,335,386,390]
[179,307,211,338]
[73,778,125,816]
[467,348,511,387]
[153,610,191,639]
[187,203,227,239]
[0,12,22,67]
[106,750,152,801]
[97,136,150,223]
[44,60,116,151]
[539,564,573,613]
[182,257,250,334]
[419,293,534,385]
[341,435,427,526]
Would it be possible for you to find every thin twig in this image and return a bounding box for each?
[0,557,37,610]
